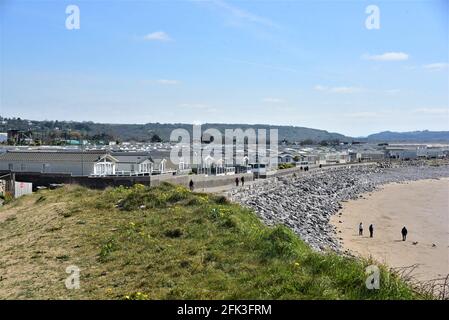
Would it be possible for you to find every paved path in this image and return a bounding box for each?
[199,161,377,195]
[195,179,258,194]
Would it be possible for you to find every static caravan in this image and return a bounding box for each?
[0,150,118,176]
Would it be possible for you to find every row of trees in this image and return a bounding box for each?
[1,130,164,146]
[282,138,343,146]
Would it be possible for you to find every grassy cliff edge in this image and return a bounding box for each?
[0,184,422,299]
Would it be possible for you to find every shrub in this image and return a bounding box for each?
[278,163,296,170]
[2,192,14,204]
[98,239,118,262]
[119,183,192,210]
[259,225,301,260]
[164,228,183,238]
[211,195,229,205]
[123,292,149,300]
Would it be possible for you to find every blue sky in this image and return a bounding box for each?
[1,0,448,136]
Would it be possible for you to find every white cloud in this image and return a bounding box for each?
[143,31,172,42]
[362,52,409,61]
[330,87,362,94]
[313,85,327,91]
[211,0,279,29]
[422,63,449,71]
[179,103,217,112]
[314,85,362,94]
[345,112,382,118]
[385,89,400,94]
[262,97,285,103]
[413,108,449,115]
[156,79,180,85]
[223,58,297,73]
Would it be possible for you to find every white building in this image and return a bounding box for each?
[111,152,153,175]
[386,146,419,160]
[0,150,118,176]
[278,153,294,164]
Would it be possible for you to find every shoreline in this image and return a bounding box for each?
[330,178,449,282]
[230,161,449,251]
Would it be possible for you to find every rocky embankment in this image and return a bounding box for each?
[228,161,449,252]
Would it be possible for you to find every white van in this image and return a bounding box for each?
[251,163,267,177]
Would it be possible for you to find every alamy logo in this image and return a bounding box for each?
[365,265,380,290]
[365,5,380,30]
[65,265,80,289]
[65,5,80,30]
[169,125,278,170]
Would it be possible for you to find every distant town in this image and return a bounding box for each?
[1,116,448,200]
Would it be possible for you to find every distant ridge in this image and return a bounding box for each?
[0,117,351,142]
[1,117,448,143]
[366,130,449,142]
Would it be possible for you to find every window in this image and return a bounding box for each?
[139,163,149,173]
[94,162,115,176]
[8,163,13,170]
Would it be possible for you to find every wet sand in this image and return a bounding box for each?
[331,178,449,281]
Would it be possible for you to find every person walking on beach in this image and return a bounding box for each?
[189,179,194,191]
[235,177,239,187]
[240,176,245,186]
[401,226,408,241]
[359,222,363,236]
[369,224,374,238]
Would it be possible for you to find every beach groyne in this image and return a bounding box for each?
[228,161,449,251]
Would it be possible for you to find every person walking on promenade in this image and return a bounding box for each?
[189,179,194,191]
[235,177,239,187]
[359,222,363,236]
[369,224,374,238]
[240,176,245,186]
[401,226,408,241]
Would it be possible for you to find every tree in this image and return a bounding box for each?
[300,139,314,146]
[150,134,162,143]
[90,133,114,144]
[69,131,81,140]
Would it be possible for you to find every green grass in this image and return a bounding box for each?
[278,163,296,170]
[0,183,423,300]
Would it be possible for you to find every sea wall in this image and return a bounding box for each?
[228,161,449,251]
[0,171,253,190]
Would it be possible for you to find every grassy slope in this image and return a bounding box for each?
[0,184,421,300]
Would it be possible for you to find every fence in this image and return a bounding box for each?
[14,181,33,198]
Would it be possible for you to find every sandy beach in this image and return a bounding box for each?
[331,178,449,282]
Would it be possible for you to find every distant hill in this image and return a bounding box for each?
[2,117,447,143]
[0,117,351,143]
[366,130,449,142]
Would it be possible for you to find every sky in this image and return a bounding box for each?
[0,0,448,137]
